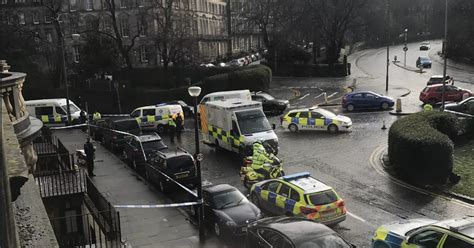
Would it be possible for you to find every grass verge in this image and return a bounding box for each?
[451,140,474,198]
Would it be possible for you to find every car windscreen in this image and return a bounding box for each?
[260,93,275,100]
[236,109,272,135]
[61,104,80,113]
[306,190,338,205]
[422,87,430,93]
[295,234,351,248]
[115,120,140,132]
[142,140,167,150]
[166,156,194,170]
[212,189,247,209]
[317,109,336,118]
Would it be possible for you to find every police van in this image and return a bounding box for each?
[202,98,278,155]
[130,104,183,133]
[25,98,83,125]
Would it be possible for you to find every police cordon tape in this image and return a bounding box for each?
[49,122,198,199]
[114,200,201,209]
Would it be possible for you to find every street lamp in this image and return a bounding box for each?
[441,0,448,110]
[403,28,408,67]
[187,86,205,243]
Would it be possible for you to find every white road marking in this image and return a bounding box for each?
[347,211,367,223]
[328,92,338,98]
[299,93,310,100]
[314,93,325,99]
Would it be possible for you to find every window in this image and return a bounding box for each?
[409,230,444,248]
[85,0,93,10]
[267,181,280,193]
[32,13,39,24]
[311,112,323,119]
[289,189,300,202]
[70,0,77,11]
[130,109,141,118]
[299,112,309,118]
[120,18,129,37]
[55,107,66,115]
[35,106,54,115]
[142,108,155,116]
[18,13,25,24]
[278,184,290,198]
[307,190,338,205]
[138,18,147,36]
[140,45,148,63]
[120,0,127,8]
[72,46,80,63]
[352,93,363,98]
[65,210,78,233]
[258,229,292,248]
[442,235,471,248]
[44,16,52,24]
[287,112,297,118]
[365,93,376,99]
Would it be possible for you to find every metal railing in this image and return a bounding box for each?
[34,169,86,198]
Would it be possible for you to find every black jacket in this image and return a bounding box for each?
[84,142,95,160]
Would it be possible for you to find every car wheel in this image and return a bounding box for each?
[159,180,167,194]
[214,222,221,237]
[328,124,339,133]
[372,241,390,248]
[288,124,298,133]
[346,104,355,112]
[381,102,389,110]
[157,125,165,134]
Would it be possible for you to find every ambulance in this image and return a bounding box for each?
[198,89,251,114]
[202,98,278,155]
[25,98,83,125]
[130,104,183,133]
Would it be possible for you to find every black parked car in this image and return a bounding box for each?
[144,148,197,193]
[444,97,474,115]
[252,91,289,115]
[102,117,141,152]
[201,184,262,238]
[246,216,355,248]
[123,133,167,170]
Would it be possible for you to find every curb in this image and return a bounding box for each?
[392,61,425,73]
[377,147,474,205]
[389,111,415,116]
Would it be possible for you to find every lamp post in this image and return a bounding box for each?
[188,86,205,243]
[385,0,391,92]
[403,28,408,67]
[441,0,448,110]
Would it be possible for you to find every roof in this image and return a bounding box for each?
[282,172,332,194]
[25,98,76,106]
[134,104,182,110]
[434,216,474,238]
[252,217,334,240]
[158,148,192,158]
[137,134,161,142]
[203,89,250,98]
[206,98,261,109]
[204,184,236,195]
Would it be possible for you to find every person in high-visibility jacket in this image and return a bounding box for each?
[168,117,177,142]
[93,111,101,122]
[251,142,273,179]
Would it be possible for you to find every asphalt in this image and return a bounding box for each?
[52,129,224,248]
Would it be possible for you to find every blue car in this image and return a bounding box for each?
[342,91,394,111]
[416,56,432,68]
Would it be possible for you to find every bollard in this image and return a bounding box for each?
[382,121,387,130]
[396,98,402,113]
[394,55,398,62]
[323,92,327,104]
[418,64,424,73]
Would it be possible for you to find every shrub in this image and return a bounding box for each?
[388,111,459,185]
[201,65,271,92]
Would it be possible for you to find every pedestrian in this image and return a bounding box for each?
[423,104,433,112]
[175,114,183,141]
[168,116,177,143]
[84,137,96,176]
[79,110,87,124]
[93,110,101,123]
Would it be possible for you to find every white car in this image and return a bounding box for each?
[281,107,352,133]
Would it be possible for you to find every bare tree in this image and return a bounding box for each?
[306,0,366,64]
[149,0,196,72]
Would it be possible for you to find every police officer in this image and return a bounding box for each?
[93,111,101,122]
[424,103,433,112]
[84,137,96,176]
[251,142,273,179]
[175,114,183,141]
[168,116,177,142]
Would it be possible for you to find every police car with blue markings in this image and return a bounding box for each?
[372,216,474,248]
[249,172,347,226]
[281,107,352,133]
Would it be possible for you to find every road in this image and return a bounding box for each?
[106,40,474,247]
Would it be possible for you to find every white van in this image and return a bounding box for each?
[130,104,184,133]
[25,98,83,124]
[200,90,251,105]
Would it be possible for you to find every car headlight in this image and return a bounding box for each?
[226,220,236,227]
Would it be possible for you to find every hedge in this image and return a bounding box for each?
[388,111,459,185]
[261,61,349,77]
[201,65,271,93]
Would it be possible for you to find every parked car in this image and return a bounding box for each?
[281,108,352,133]
[201,184,262,238]
[123,133,167,170]
[419,42,431,50]
[372,216,473,248]
[144,148,197,193]
[246,216,354,248]
[251,91,289,115]
[230,59,244,67]
[90,119,108,141]
[342,91,394,111]
[416,56,432,68]
[444,97,474,115]
[427,75,453,86]
[419,84,472,105]
[102,117,141,152]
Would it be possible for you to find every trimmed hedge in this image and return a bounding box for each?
[202,65,271,92]
[261,61,349,77]
[388,111,459,185]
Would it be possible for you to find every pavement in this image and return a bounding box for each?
[51,129,224,248]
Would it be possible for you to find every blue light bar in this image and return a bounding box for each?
[282,172,311,181]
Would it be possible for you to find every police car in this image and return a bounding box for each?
[249,172,347,226]
[281,107,352,133]
[372,216,474,248]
